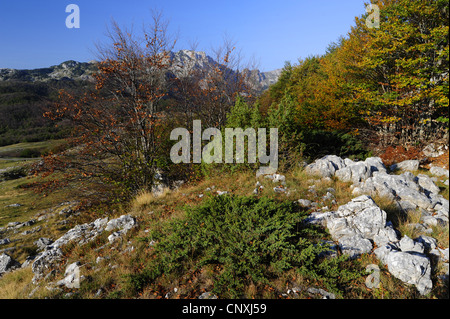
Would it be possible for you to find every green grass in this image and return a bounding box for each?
[0,140,82,264]
[0,139,66,158]
[0,172,81,262]
[0,159,37,170]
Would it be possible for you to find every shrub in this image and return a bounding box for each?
[302,130,371,161]
[129,195,363,298]
[0,166,28,181]
[19,148,42,158]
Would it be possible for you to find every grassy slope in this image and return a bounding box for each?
[0,139,66,160]
[0,144,449,299]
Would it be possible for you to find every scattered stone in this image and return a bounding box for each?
[152,183,169,197]
[416,174,440,195]
[20,255,36,269]
[108,231,125,243]
[336,161,371,184]
[304,155,346,178]
[5,203,22,208]
[265,173,286,184]
[298,199,312,208]
[56,261,81,289]
[354,172,434,211]
[0,238,10,246]
[35,238,54,251]
[421,215,439,227]
[423,143,445,158]
[326,195,398,253]
[320,194,436,295]
[322,191,335,201]
[8,219,36,230]
[307,287,336,299]
[440,248,449,263]
[198,291,218,299]
[7,222,21,228]
[31,215,136,282]
[32,248,64,282]
[21,226,42,236]
[273,186,286,193]
[335,157,386,184]
[415,235,437,253]
[95,289,103,297]
[337,234,373,259]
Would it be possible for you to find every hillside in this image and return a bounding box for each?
[0,147,448,300]
[0,51,280,147]
[0,61,97,82]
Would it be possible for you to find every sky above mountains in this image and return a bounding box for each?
[0,0,367,71]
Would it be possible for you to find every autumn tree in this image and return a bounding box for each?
[193,39,256,129]
[349,0,449,145]
[38,11,178,196]
[263,0,448,150]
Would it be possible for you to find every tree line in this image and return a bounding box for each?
[261,0,448,148]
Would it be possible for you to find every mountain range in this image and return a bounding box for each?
[0,50,281,92]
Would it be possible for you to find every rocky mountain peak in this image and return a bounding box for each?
[0,51,280,92]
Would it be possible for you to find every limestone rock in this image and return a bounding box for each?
[105,215,136,232]
[391,160,419,172]
[355,172,433,210]
[32,247,63,282]
[417,174,440,195]
[398,235,425,254]
[385,251,432,296]
[304,155,346,178]
[56,261,81,289]
[0,253,21,276]
[430,166,449,178]
[325,195,398,258]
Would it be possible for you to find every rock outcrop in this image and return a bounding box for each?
[30,215,137,283]
[325,195,399,259]
[304,154,449,295]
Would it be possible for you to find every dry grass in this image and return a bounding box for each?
[1,160,448,300]
[0,267,35,298]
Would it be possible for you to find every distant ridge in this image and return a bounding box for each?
[0,50,281,92]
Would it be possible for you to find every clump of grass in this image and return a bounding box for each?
[131,189,169,213]
[0,267,34,299]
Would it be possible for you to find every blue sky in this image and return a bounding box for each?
[0,0,368,71]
